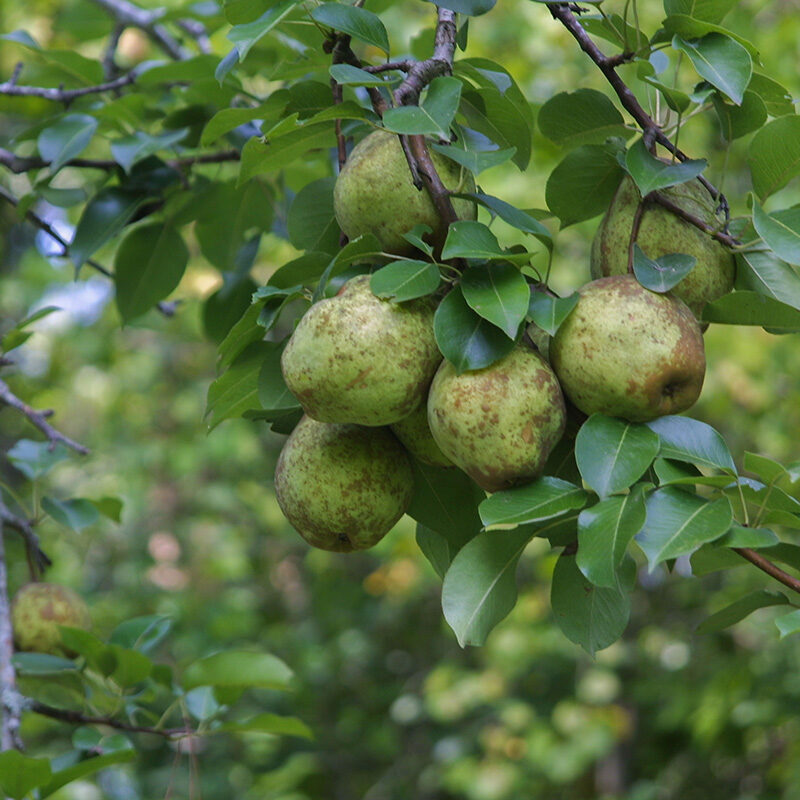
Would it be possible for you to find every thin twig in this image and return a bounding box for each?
[0,70,138,104]
[627,199,646,273]
[650,191,739,248]
[363,61,413,74]
[175,18,212,54]
[735,548,800,595]
[102,24,125,80]
[0,379,89,455]
[0,521,24,750]
[0,498,51,578]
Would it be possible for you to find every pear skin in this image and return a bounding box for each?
[391,403,453,468]
[274,416,414,552]
[550,275,706,422]
[12,583,91,657]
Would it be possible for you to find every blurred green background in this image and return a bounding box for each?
[2,0,800,798]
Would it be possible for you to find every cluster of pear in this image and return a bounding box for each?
[11,582,91,657]
[274,130,734,553]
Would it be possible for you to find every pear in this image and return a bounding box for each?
[427,343,567,493]
[391,403,453,468]
[274,416,414,552]
[12,583,91,657]
[550,275,706,422]
[281,274,441,426]
[333,130,477,256]
[591,175,735,315]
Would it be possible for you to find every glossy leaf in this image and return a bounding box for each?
[702,291,800,332]
[527,291,578,336]
[287,177,339,255]
[41,496,99,531]
[370,260,440,302]
[442,527,534,646]
[228,0,296,61]
[6,439,69,479]
[39,749,136,798]
[258,342,300,413]
[311,3,390,53]
[383,76,461,137]
[37,114,98,173]
[752,202,800,267]
[625,138,707,196]
[696,590,789,634]
[461,262,529,338]
[632,244,696,293]
[431,144,516,175]
[636,489,733,568]
[442,221,505,260]
[464,192,552,247]
[747,115,800,200]
[479,476,587,528]
[717,525,779,548]
[646,415,737,473]
[205,342,268,430]
[183,650,294,691]
[538,88,629,147]
[713,91,767,141]
[736,249,800,311]
[433,285,516,372]
[776,608,800,639]
[551,554,631,655]
[576,414,661,498]
[110,129,188,173]
[673,32,752,104]
[216,713,313,738]
[416,523,452,579]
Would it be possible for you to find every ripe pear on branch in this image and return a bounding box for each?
[11,582,91,657]
[281,274,441,426]
[427,343,567,493]
[390,403,453,468]
[591,175,735,315]
[274,416,414,552]
[333,130,477,256]
[550,274,706,423]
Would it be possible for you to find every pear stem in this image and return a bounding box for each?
[626,200,646,273]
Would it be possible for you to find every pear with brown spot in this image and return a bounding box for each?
[274,416,414,552]
[550,274,706,422]
[427,343,567,493]
[281,275,441,426]
[391,402,453,468]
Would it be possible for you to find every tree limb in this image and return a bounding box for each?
[0,498,51,578]
[0,522,24,751]
[0,70,138,104]
[735,548,800,595]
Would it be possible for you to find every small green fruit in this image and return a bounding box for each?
[281,275,441,426]
[550,275,706,422]
[11,583,91,657]
[333,130,476,256]
[274,416,414,551]
[591,175,735,315]
[427,343,567,493]
[391,403,453,468]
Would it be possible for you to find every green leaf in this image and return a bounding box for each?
[748,116,800,200]
[663,0,739,24]
[311,3,389,54]
[735,249,800,311]
[238,123,335,183]
[638,62,691,113]
[258,342,300,413]
[702,290,800,332]
[646,415,737,473]
[663,16,759,57]
[329,64,398,87]
[205,342,268,430]
[538,88,630,148]
[416,523,452,579]
[269,252,330,289]
[216,713,313,738]
[464,193,552,248]
[479,476,587,528]
[717,525,779,548]
[673,33,751,105]
[287,177,339,255]
[747,72,795,117]
[39,749,135,798]
[433,285,516,372]
[182,650,294,690]
[41,496,99,531]
[776,608,800,639]
[0,751,53,799]
[370,260,440,302]
[576,414,661,498]
[752,202,800,267]
[625,138,707,196]
[425,0,496,15]
[228,0,297,61]
[545,144,624,227]
[743,451,788,484]
[636,488,733,567]
[527,291,578,336]
[204,276,260,345]
[632,244,696,292]
[431,144,516,175]
[551,554,631,655]
[37,114,98,173]
[577,490,647,590]
[110,615,172,653]
[383,76,461,137]
[224,0,271,24]
[6,439,69,479]
[110,129,188,173]
[696,590,789,634]
[653,458,735,488]
[441,220,505,260]
[442,527,534,646]
[1,306,61,352]
[114,223,189,322]
[71,188,145,269]
[201,94,288,145]
[406,460,484,545]
[461,262,529,338]
[713,91,767,141]
[108,644,153,687]
[12,652,79,674]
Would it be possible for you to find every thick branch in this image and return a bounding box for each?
[0,498,51,578]
[88,0,190,60]
[0,379,89,455]
[735,548,800,595]
[0,71,137,104]
[547,4,728,222]
[0,524,24,751]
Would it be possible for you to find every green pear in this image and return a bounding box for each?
[591,175,735,315]
[427,343,567,492]
[274,416,414,551]
[550,275,706,422]
[390,403,453,468]
[11,583,91,657]
[333,130,476,256]
[281,274,441,426]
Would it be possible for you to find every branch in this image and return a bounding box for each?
[650,191,739,248]
[0,523,24,751]
[88,0,190,60]
[546,3,730,226]
[0,379,89,455]
[0,498,51,578]
[175,18,212,54]
[102,24,125,79]
[735,548,800,595]
[0,70,137,104]
[30,702,191,740]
